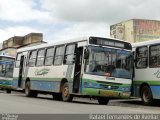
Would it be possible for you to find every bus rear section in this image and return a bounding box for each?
[12,36,133,105]
[132,39,160,105]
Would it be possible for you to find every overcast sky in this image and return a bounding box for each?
[0,0,160,42]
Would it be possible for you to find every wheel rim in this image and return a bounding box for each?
[143,88,151,102]
[25,83,30,95]
[63,86,69,97]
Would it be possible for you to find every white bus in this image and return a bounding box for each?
[12,36,132,105]
[0,55,15,93]
[132,39,160,105]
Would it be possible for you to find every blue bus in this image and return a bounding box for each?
[0,55,15,93]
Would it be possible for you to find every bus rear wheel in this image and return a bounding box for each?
[25,81,37,97]
[97,97,109,105]
[62,82,73,102]
[141,86,153,106]
[6,89,11,94]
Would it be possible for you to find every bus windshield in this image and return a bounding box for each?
[85,46,132,79]
[0,61,14,78]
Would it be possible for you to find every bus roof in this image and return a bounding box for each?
[17,36,89,52]
[17,36,131,52]
[0,55,15,59]
[132,39,160,48]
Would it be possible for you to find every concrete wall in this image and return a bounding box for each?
[133,19,160,42]
[0,33,44,57]
[110,19,160,43]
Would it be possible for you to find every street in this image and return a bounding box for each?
[0,90,160,114]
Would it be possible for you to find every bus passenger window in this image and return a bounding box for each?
[54,46,65,65]
[15,53,22,67]
[149,45,160,68]
[36,49,45,66]
[29,50,37,67]
[45,47,55,66]
[64,44,76,65]
[135,46,148,68]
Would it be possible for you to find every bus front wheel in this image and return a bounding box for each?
[97,97,109,105]
[141,86,153,105]
[25,81,37,97]
[62,82,73,102]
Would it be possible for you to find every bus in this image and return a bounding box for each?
[132,39,160,105]
[0,55,15,93]
[12,36,132,105]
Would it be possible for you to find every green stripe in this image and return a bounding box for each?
[13,77,73,81]
[82,88,130,98]
[82,78,130,87]
[134,80,160,86]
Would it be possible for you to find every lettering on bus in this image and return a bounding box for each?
[35,68,50,76]
[153,70,160,78]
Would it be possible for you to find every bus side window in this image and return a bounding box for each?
[149,45,160,68]
[135,46,148,68]
[64,44,76,65]
[45,47,55,66]
[36,49,45,66]
[54,46,65,65]
[29,50,37,67]
[15,53,22,67]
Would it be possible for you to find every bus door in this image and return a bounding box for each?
[18,52,28,88]
[73,47,83,93]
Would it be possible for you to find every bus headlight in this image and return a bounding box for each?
[83,82,98,88]
[121,87,130,91]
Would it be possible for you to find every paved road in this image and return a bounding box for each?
[0,90,160,114]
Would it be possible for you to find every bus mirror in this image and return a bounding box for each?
[84,49,89,59]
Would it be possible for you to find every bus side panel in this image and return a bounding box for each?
[150,86,160,99]
[26,65,74,92]
[134,68,160,99]
[133,84,160,99]
[12,68,20,88]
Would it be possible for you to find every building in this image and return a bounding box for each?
[0,33,46,57]
[110,19,160,43]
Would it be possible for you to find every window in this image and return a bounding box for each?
[84,46,132,79]
[0,61,14,78]
[149,45,160,68]
[36,49,45,66]
[54,46,65,65]
[64,44,76,64]
[45,47,55,66]
[135,46,148,68]
[15,53,22,67]
[29,50,37,67]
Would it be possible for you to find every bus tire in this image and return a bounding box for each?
[62,82,73,102]
[141,86,153,106]
[97,97,109,105]
[6,89,11,94]
[25,81,37,97]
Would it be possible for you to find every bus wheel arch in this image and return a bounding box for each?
[140,83,153,105]
[60,78,73,102]
[60,78,68,93]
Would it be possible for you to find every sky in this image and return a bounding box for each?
[0,0,160,43]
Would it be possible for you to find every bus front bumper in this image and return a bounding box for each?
[82,88,131,98]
